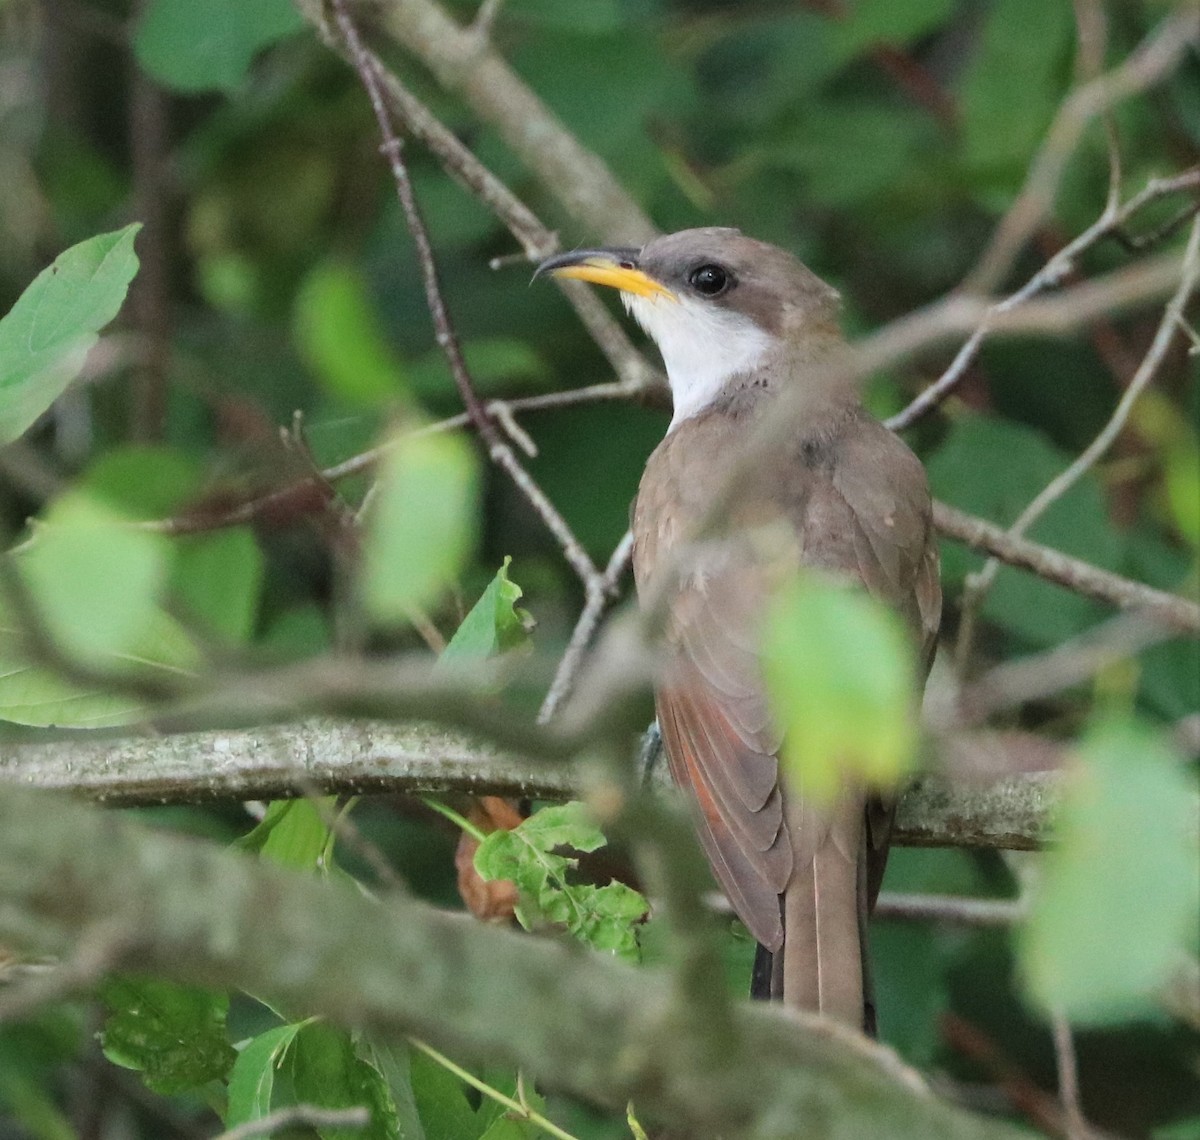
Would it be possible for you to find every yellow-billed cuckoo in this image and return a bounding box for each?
[537,228,941,1032]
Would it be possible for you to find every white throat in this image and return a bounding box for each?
[623,293,774,430]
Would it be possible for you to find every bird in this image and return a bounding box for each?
[536,228,941,1032]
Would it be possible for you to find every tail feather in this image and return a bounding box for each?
[766,797,868,1029]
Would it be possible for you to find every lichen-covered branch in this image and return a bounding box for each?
[0,717,1056,849]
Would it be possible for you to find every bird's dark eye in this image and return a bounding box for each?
[687,263,732,296]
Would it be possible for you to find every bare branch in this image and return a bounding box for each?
[538,530,634,724]
[0,717,1059,850]
[874,893,1023,928]
[931,501,1200,634]
[956,214,1200,660]
[215,1106,370,1140]
[966,8,1197,293]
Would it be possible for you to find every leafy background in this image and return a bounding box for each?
[0,0,1197,1137]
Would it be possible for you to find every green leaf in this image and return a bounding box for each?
[410,1046,484,1140]
[440,558,532,663]
[959,0,1074,194]
[762,573,918,805]
[100,979,235,1095]
[926,416,1122,647]
[133,0,303,92]
[0,604,197,728]
[406,339,551,400]
[226,1021,309,1125]
[295,261,410,408]
[288,1022,401,1140]
[0,225,140,445]
[17,492,171,667]
[1021,716,1200,1023]
[236,799,336,873]
[825,0,955,65]
[361,431,480,624]
[171,527,265,643]
[78,446,204,519]
[474,803,646,958]
[362,1042,427,1140]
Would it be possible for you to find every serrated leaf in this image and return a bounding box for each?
[440,557,532,663]
[1021,716,1200,1023]
[361,430,480,625]
[762,574,918,805]
[0,225,140,445]
[133,0,303,92]
[226,1021,309,1124]
[100,979,235,1095]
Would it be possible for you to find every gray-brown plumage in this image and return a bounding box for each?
[539,228,941,1031]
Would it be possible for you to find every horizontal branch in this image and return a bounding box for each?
[0,717,1054,849]
[0,784,1029,1140]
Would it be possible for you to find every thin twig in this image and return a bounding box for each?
[873,892,1023,927]
[956,609,1184,725]
[955,213,1200,663]
[887,167,1200,432]
[966,8,1196,294]
[932,501,1200,634]
[538,530,634,723]
[1051,1010,1092,1140]
[214,1105,370,1140]
[330,0,599,590]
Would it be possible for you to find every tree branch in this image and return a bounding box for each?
[0,717,1057,850]
[0,784,1030,1140]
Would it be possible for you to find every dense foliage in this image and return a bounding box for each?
[0,1,1197,1138]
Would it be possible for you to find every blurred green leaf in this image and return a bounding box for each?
[407,339,551,401]
[226,1021,309,1125]
[100,979,235,1095]
[296,261,410,408]
[361,430,480,624]
[959,0,1074,195]
[0,604,198,727]
[826,0,955,64]
[77,446,204,520]
[0,225,140,445]
[762,573,918,805]
[18,492,170,667]
[134,0,303,93]
[440,557,532,663]
[171,527,265,643]
[1021,716,1200,1022]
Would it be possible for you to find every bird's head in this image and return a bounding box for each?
[536,228,842,428]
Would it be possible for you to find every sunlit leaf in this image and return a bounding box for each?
[0,225,140,445]
[762,573,918,805]
[1021,716,1200,1022]
[134,0,303,92]
[361,430,480,624]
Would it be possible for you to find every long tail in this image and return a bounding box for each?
[753,798,870,1031]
